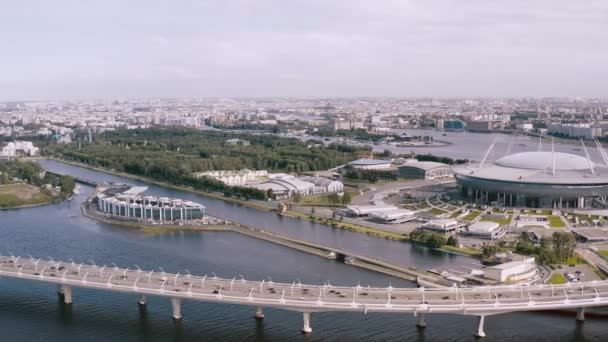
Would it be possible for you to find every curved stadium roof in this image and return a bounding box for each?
[494,151,593,171]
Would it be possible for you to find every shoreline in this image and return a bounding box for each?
[80,201,448,285]
[41,157,409,241]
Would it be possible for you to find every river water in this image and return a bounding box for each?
[0,160,605,341]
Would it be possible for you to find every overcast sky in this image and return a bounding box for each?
[1,0,607,100]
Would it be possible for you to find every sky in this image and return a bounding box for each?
[1,0,607,100]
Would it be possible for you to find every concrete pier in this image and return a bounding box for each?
[58,285,73,304]
[302,312,312,334]
[171,298,182,320]
[255,306,264,319]
[138,294,147,307]
[576,308,585,322]
[474,315,486,338]
[416,312,427,329]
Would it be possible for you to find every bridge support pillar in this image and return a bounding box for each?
[416,313,427,329]
[60,285,73,304]
[255,306,264,319]
[474,315,486,338]
[138,294,147,307]
[171,298,182,320]
[576,308,585,322]
[301,312,312,334]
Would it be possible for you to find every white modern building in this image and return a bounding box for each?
[369,209,417,224]
[96,185,205,222]
[0,141,39,158]
[483,259,537,283]
[348,159,392,170]
[195,169,268,186]
[343,204,399,218]
[420,219,462,234]
[548,123,602,139]
[462,221,506,240]
[299,176,344,194]
[248,176,316,198]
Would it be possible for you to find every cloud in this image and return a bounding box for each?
[0,0,607,99]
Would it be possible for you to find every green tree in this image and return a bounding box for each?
[447,235,458,247]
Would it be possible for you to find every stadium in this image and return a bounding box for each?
[452,139,608,209]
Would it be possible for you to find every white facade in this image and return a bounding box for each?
[97,188,205,222]
[0,141,39,157]
[548,123,602,139]
[462,221,506,240]
[195,169,268,186]
[349,159,392,170]
[421,219,461,233]
[483,260,537,283]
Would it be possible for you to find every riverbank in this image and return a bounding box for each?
[0,183,62,210]
[42,157,409,241]
[80,200,447,285]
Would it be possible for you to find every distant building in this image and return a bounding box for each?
[225,138,250,146]
[398,161,452,180]
[248,176,315,199]
[436,119,464,130]
[349,159,392,170]
[298,176,344,194]
[548,123,601,139]
[195,169,268,186]
[0,141,39,158]
[516,123,534,131]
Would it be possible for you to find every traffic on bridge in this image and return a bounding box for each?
[0,254,606,337]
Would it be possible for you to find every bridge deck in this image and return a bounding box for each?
[1,255,608,315]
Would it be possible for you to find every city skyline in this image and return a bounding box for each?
[1,0,607,100]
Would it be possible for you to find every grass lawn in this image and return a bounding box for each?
[428,208,447,216]
[548,273,568,285]
[461,210,482,222]
[439,245,482,257]
[0,183,52,208]
[480,215,512,225]
[450,210,463,219]
[548,215,566,228]
[562,255,585,265]
[416,202,430,209]
[299,191,356,206]
[598,250,608,259]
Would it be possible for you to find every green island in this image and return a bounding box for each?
[0,159,75,208]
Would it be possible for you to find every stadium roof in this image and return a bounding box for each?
[495,151,592,171]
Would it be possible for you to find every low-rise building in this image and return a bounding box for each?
[349,159,392,170]
[398,161,452,180]
[461,221,506,240]
[96,185,206,222]
[343,204,399,217]
[420,219,463,234]
[369,209,417,224]
[0,141,39,158]
[483,259,537,283]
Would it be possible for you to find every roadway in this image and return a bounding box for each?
[1,254,608,337]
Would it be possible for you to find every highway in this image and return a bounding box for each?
[0,254,607,337]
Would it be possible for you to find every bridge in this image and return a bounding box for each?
[1,255,607,337]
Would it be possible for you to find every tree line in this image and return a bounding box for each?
[45,127,370,200]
